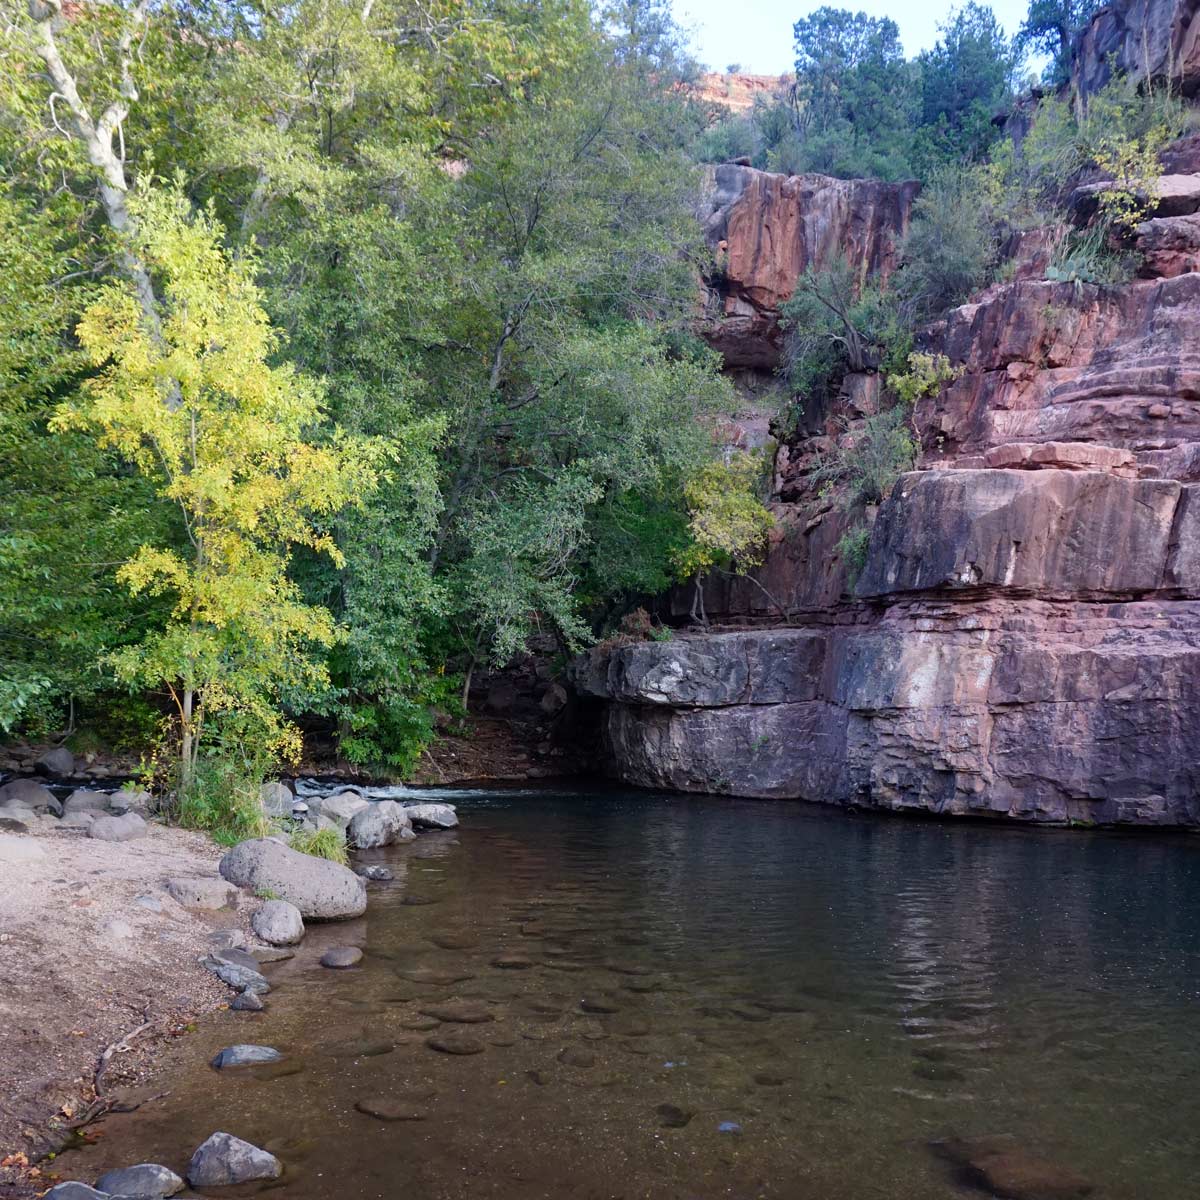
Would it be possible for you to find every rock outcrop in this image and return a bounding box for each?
[583,84,1200,825]
[1073,0,1200,97]
[699,164,918,368]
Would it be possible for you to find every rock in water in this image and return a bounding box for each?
[62,789,111,815]
[166,876,239,910]
[210,1044,282,1069]
[88,812,147,842]
[251,899,304,945]
[355,864,394,881]
[318,790,370,830]
[426,1031,485,1055]
[94,1163,184,1197]
[43,1185,111,1200]
[219,837,366,920]
[35,746,75,776]
[231,990,265,1012]
[347,800,415,849]
[355,1097,428,1121]
[320,945,363,968]
[186,1132,282,1188]
[403,802,458,829]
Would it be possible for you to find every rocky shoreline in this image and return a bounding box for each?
[0,773,458,1199]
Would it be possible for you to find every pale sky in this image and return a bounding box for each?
[673,0,1032,75]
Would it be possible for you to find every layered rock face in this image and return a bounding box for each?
[1074,0,1200,96]
[700,164,918,368]
[586,128,1200,826]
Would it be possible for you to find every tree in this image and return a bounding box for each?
[54,188,380,788]
[917,3,1017,165]
[1016,0,1103,85]
[792,7,917,178]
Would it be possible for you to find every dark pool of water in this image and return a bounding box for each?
[57,787,1200,1198]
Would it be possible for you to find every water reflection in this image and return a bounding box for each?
[56,789,1200,1199]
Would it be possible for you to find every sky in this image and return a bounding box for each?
[672,0,1032,75]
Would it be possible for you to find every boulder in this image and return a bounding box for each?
[318,790,369,830]
[63,789,111,815]
[0,807,40,834]
[108,789,152,817]
[166,876,239,910]
[0,778,61,815]
[93,1164,183,1198]
[320,945,363,968]
[88,812,147,842]
[34,746,75,777]
[347,800,414,849]
[186,1132,282,1188]
[42,1185,110,1200]
[219,838,367,920]
[251,899,304,945]
[210,1044,282,1069]
[260,780,293,819]
[355,864,394,881]
[403,802,459,829]
[59,811,97,830]
[230,990,265,1011]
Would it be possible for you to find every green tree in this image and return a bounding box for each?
[54,188,380,787]
[1016,0,1103,84]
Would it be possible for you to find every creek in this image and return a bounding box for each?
[56,786,1200,1198]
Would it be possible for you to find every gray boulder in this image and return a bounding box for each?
[260,780,293,819]
[347,800,414,849]
[403,802,459,829]
[108,789,152,817]
[210,1044,281,1069]
[230,990,264,1011]
[35,746,75,777]
[64,789,112,815]
[0,778,61,815]
[218,838,366,920]
[166,877,239,910]
[94,1163,183,1198]
[201,948,271,995]
[0,806,39,833]
[42,1185,110,1200]
[251,899,304,945]
[318,790,369,830]
[60,811,98,830]
[89,812,147,842]
[186,1132,282,1188]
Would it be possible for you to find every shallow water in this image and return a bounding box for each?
[58,788,1200,1198]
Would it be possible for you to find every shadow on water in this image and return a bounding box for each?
[56,787,1200,1199]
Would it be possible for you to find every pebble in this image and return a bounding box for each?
[320,946,363,969]
[431,931,480,950]
[420,1000,495,1024]
[491,953,534,970]
[355,1097,428,1121]
[717,1121,743,1135]
[580,996,620,1014]
[656,1104,692,1128]
[427,1032,486,1055]
[557,1046,595,1068]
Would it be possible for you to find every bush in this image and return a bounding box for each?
[290,825,349,866]
[173,754,269,846]
[694,115,760,163]
[836,525,872,584]
[1044,224,1136,284]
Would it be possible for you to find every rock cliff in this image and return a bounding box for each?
[582,145,1200,826]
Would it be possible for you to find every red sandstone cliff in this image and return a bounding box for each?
[583,103,1200,824]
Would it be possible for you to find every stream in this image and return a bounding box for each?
[56,785,1200,1198]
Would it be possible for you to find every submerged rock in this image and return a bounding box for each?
[935,1135,1094,1200]
[42,1185,109,1200]
[186,1132,282,1188]
[251,899,304,945]
[427,1031,485,1055]
[320,945,363,968]
[94,1163,183,1197]
[210,1044,282,1069]
[355,864,394,881]
[218,838,366,920]
[201,948,270,995]
[230,990,265,1012]
[419,1000,494,1024]
[355,1096,428,1121]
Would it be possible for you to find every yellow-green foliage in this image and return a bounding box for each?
[886,352,959,406]
[290,825,349,866]
[675,451,774,578]
[53,186,381,772]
